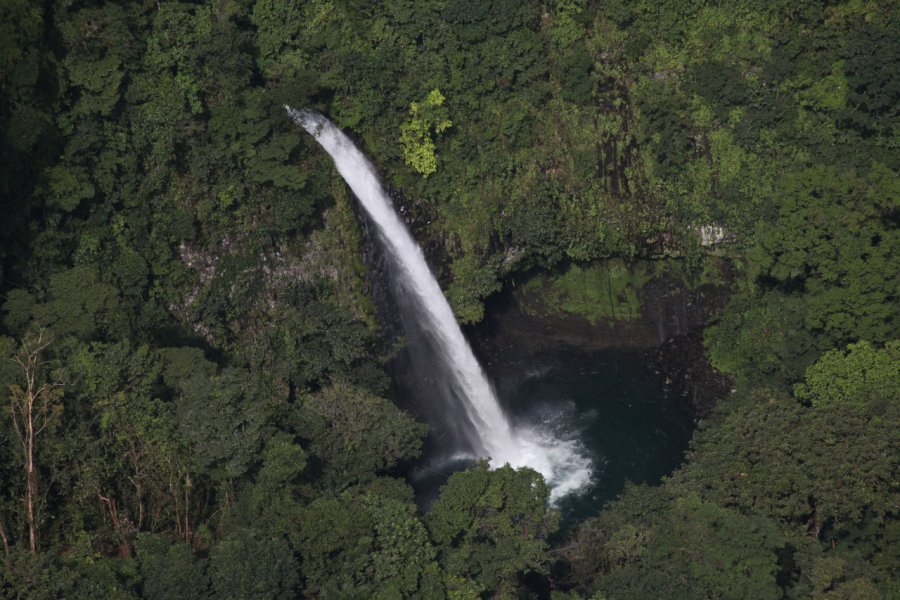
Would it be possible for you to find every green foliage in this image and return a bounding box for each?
[840,14,900,143]
[0,548,134,600]
[250,0,308,80]
[708,163,899,385]
[255,433,307,490]
[706,290,818,386]
[24,267,124,340]
[135,534,210,600]
[0,1,42,84]
[175,368,271,481]
[566,486,784,600]
[427,461,559,597]
[809,555,883,600]
[362,492,437,597]
[519,259,653,324]
[209,529,299,600]
[295,382,426,487]
[399,89,452,177]
[292,481,440,598]
[606,495,784,600]
[795,341,899,410]
[292,493,377,596]
[673,390,897,539]
[749,165,897,344]
[45,165,95,212]
[446,253,504,323]
[0,1,898,598]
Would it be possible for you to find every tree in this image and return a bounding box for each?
[564,486,785,600]
[671,389,897,542]
[3,329,62,554]
[174,367,270,484]
[294,382,426,487]
[399,89,452,177]
[794,340,899,410]
[707,164,899,385]
[601,495,784,600]
[705,290,818,387]
[209,529,299,600]
[0,548,134,600]
[291,479,441,598]
[135,534,210,600]
[65,342,188,553]
[426,461,559,597]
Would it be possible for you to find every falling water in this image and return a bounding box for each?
[287,107,591,500]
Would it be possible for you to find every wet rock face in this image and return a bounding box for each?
[468,257,734,421]
[652,331,732,421]
[475,258,732,352]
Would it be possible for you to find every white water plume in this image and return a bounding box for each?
[287,107,591,501]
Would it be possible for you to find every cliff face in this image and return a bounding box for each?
[468,256,734,420]
[475,257,731,351]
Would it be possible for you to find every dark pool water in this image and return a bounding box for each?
[409,348,692,528]
[493,349,692,525]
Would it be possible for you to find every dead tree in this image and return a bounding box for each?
[7,329,63,554]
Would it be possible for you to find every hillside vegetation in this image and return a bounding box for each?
[0,1,897,598]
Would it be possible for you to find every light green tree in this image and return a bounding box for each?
[399,89,452,177]
[795,340,899,409]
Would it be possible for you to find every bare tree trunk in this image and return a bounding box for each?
[25,415,37,554]
[170,468,179,539]
[0,515,10,563]
[8,329,62,555]
[98,493,133,557]
[183,475,191,543]
[128,475,145,530]
[127,449,146,530]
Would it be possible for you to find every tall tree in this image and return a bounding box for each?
[4,329,62,554]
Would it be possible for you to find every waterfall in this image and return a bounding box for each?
[288,107,591,501]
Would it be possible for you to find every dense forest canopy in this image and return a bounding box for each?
[0,0,897,598]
